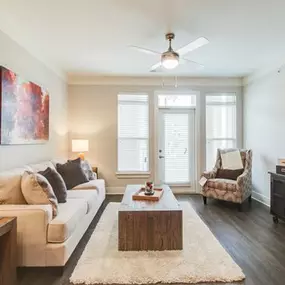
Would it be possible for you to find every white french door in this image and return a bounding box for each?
[157,109,195,185]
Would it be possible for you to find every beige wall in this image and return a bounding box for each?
[68,85,156,190]
[243,68,285,206]
[68,80,242,192]
[0,30,68,171]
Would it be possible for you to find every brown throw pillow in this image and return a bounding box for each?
[21,171,58,217]
[56,159,89,190]
[68,158,95,181]
[38,167,67,203]
[216,169,244,181]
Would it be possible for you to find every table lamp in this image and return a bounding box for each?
[72,139,89,160]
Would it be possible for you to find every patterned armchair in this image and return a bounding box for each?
[201,148,252,209]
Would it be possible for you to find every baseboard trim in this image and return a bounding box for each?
[252,191,270,207]
[106,187,125,195]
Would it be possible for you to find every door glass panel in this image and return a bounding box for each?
[158,94,196,107]
[163,113,189,184]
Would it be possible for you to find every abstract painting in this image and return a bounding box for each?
[0,67,49,145]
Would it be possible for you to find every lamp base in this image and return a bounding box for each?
[78,153,85,160]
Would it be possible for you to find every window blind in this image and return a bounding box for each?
[206,94,237,170]
[117,94,149,172]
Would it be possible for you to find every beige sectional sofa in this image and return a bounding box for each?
[0,160,105,267]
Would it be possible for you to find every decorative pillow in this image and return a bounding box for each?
[216,169,244,181]
[221,150,243,170]
[81,160,95,180]
[68,158,95,180]
[56,160,89,190]
[21,171,58,217]
[38,167,67,203]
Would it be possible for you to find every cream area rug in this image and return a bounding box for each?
[70,202,245,284]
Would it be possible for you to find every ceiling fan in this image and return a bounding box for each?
[130,33,209,72]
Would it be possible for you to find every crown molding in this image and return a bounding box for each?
[68,74,243,87]
[243,61,285,87]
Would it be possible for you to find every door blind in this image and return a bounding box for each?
[163,113,190,184]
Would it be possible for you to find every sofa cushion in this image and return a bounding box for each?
[206,178,237,192]
[72,179,105,192]
[56,159,88,189]
[28,161,56,172]
[21,171,58,217]
[38,167,67,203]
[67,190,98,213]
[47,198,88,243]
[0,167,31,204]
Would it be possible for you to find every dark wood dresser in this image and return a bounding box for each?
[269,172,285,223]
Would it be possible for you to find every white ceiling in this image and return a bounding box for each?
[1,0,285,78]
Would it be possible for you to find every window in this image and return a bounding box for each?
[206,94,237,170]
[117,94,149,172]
[158,94,196,107]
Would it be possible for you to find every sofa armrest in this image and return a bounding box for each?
[0,204,52,249]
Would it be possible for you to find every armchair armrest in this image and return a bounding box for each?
[237,170,251,192]
[201,169,217,179]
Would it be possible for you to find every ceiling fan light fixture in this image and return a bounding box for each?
[161,51,179,69]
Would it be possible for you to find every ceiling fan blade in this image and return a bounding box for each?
[181,58,204,69]
[129,45,161,56]
[150,62,162,72]
[177,37,209,56]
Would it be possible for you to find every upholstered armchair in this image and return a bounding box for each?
[201,148,252,210]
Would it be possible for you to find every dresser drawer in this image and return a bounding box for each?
[271,180,285,197]
[271,197,285,218]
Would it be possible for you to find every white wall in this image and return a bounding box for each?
[243,68,285,206]
[0,30,68,171]
[68,76,242,193]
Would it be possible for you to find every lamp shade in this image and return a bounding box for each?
[72,139,89,152]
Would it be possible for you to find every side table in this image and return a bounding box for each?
[92,166,98,178]
[0,217,17,285]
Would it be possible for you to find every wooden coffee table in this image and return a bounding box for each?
[118,185,183,251]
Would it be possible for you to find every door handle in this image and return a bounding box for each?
[159,155,165,159]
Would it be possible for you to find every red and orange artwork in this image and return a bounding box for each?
[0,67,49,144]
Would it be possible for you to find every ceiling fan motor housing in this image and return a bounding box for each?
[161,51,180,62]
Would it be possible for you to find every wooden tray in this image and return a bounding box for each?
[132,187,164,201]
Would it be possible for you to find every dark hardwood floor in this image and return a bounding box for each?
[18,195,285,285]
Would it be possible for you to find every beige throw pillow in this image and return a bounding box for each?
[221,150,243,170]
[21,171,58,217]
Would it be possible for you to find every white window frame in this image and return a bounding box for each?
[116,92,150,178]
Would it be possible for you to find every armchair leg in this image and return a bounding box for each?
[248,195,252,204]
[203,196,207,205]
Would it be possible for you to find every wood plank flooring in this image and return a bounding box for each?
[18,195,285,285]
